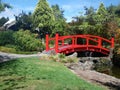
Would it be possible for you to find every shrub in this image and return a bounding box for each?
[13,30,45,51]
[0,31,14,46]
[60,57,79,63]
[58,53,66,59]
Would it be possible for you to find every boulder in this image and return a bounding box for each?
[67,52,77,58]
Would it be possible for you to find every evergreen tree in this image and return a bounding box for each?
[33,0,55,38]
[92,3,109,37]
[51,4,67,36]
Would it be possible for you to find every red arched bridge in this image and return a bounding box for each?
[45,33,114,56]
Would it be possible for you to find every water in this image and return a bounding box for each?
[107,66,120,79]
[97,65,120,79]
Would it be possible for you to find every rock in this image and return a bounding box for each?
[108,48,114,59]
[65,60,94,71]
[66,63,84,70]
[84,61,94,70]
[67,52,77,58]
[42,50,56,55]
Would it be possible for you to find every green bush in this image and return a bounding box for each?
[58,53,66,59]
[60,57,79,63]
[0,31,14,46]
[13,30,45,51]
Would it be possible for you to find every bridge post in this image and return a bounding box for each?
[46,33,49,51]
[111,37,114,48]
[86,38,89,50]
[62,39,64,46]
[55,33,59,53]
[75,37,77,45]
[72,37,75,46]
[98,38,101,48]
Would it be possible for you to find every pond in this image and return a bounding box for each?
[96,65,120,79]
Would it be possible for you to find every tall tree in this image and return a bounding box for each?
[85,6,96,25]
[0,0,12,13]
[92,3,109,37]
[33,0,55,38]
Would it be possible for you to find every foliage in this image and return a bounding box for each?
[0,0,12,13]
[33,0,55,38]
[0,30,43,53]
[51,4,67,36]
[68,3,119,38]
[0,57,104,90]
[13,30,44,51]
[0,17,9,27]
[14,12,33,31]
[60,56,79,63]
[116,29,120,43]
[0,31,14,46]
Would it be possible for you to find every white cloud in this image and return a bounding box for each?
[0,6,35,20]
[65,16,72,22]
[0,8,21,20]
[62,4,84,22]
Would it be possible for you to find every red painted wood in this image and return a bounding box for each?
[98,38,101,48]
[55,33,59,53]
[46,34,49,51]
[72,37,75,46]
[62,39,64,46]
[111,37,114,48]
[45,34,114,55]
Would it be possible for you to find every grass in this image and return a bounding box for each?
[0,57,106,90]
[0,46,37,54]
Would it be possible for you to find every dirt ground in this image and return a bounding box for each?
[71,69,120,90]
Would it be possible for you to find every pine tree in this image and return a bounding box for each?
[33,0,55,38]
[93,3,109,37]
[51,4,67,36]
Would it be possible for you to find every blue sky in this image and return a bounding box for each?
[1,0,120,22]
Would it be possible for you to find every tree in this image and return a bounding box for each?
[13,30,44,51]
[0,17,9,27]
[84,6,96,25]
[51,4,67,36]
[33,0,55,38]
[14,11,33,31]
[91,3,110,37]
[0,0,12,13]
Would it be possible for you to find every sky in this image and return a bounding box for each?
[1,0,120,22]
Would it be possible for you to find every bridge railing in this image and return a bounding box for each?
[46,33,114,54]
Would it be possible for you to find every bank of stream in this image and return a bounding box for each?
[97,65,120,79]
[77,51,120,79]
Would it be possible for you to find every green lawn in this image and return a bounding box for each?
[0,57,105,90]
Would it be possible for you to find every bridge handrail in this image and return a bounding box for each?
[46,33,114,54]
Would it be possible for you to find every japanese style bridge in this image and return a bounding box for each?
[45,33,114,56]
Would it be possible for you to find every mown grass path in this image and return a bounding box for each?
[0,57,106,90]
